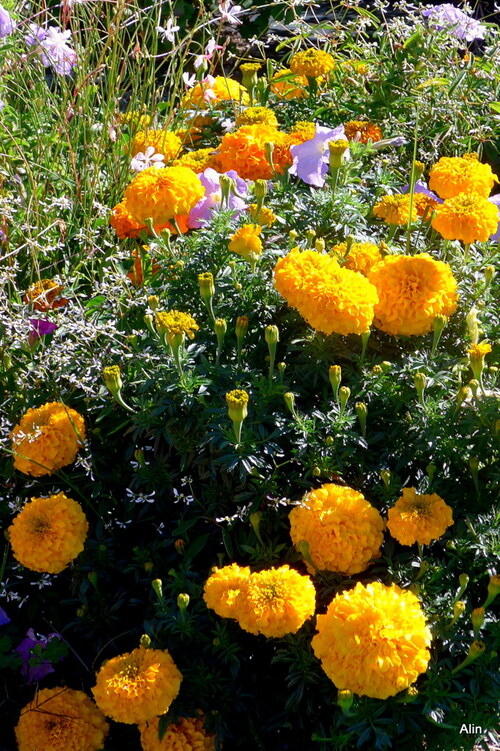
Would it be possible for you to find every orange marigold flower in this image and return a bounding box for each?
[330,241,383,276]
[312,581,431,699]
[233,565,316,638]
[289,483,385,575]
[274,247,378,336]
[216,124,292,180]
[203,563,252,619]
[289,49,335,78]
[110,202,144,239]
[181,76,249,110]
[235,106,278,128]
[15,687,109,751]
[373,194,417,225]
[229,224,263,263]
[92,647,182,724]
[9,492,88,574]
[123,166,204,226]
[269,68,309,100]
[24,279,68,311]
[387,487,454,546]
[10,401,86,477]
[431,192,499,243]
[428,153,498,199]
[344,120,382,143]
[139,715,215,751]
[173,148,218,172]
[129,130,182,160]
[413,192,439,220]
[368,253,458,336]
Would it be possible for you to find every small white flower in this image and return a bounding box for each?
[130,146,166,172]
[182,71,196,88]
[156,17,180,44]
[221,118,235,132]
[218,0,243,25]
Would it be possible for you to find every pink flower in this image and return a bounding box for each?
[194,38,223,70]
[40,27,77,75]
[289,124,347,188]
[218,0,243,25]
[130,146,165,172]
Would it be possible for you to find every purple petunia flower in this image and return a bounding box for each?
[488,194,500,242]
[16,629,62,683]
[401,180,443,204]
[0,606,10,625]
[289,124,347,188]
[0,3,14,39]
[187,168,248,228]
[29,318,58,338]
[421,4,487,42]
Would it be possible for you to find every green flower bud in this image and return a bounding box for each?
[355,401,367,437]
[314,238,325,252]
[484,574,500,609]
[329,365,342,401]
[414,372,427,405]
[339,385,350,414]
[177,593,190,612]
[254,179,268,200]
[139,634,151,648]
[471,607,485,639]
[147,295,159,311]
[337,689,354,715]
[380,469,391,489]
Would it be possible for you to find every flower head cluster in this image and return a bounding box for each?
[312,581,431,699]
[15,687,109,751]
[24,279,68,311]
[204,564,315,638]
[428,154,498,199]
[368,254,458,336]
[270,68,309,99]
[92,647,182,724]
[387,487,454,546]
[139,715,215,751]
[229,224,263,263]
[235,106,278,128]
[216,124,292,180]
[155,310,199,344]
[129,130,182,161]
[289,483,385,575]
[373,194,417,225]
[9,492,88,573]
[173,148,218,173]
[344,120,382,144]
[289,49,335,78]
[10,402,86,477]
[431,193,499,243]
[274,247,378,335]
[181,75,249,109]
[122,166,204,226]
[330,241,383,276]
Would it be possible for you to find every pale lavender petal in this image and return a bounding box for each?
[488,194,500,241]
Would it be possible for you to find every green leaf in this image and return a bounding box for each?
[489,102,500,114]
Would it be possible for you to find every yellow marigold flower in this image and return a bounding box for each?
[368,253,458,336]
[468,342,492,360]
[428,153,498,199]
[229,224,263,263]
[269,68,309,100]
[240,62,261,73]
[173,148,217,172]
[235,106,278,128]
[92,647,182,724]
[247,204,276,226]
[15,686,109,751]
[139,715,215,751]
[341,60,369,75]
[203,563,251,619]
[344,120,382,143]
[24,279,68,311]
[225,389,249,423]
[155,310,199,344]
[373,194,417,225]
[387,487,454,546]
[289,483,385,575]
[330,241,383,276]
[181,76,249,110]
[274,247,378,336]
[288,120,317,145]
[123,166,204,226]
[129,130,182,160]
[312,581,431,699]
[216,124,292,180]
[431,192,499,244]
[234,565,316,638]
[9,492,88,574]
[289,48,335,78]
[10,401,86,477]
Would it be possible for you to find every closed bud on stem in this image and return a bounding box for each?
[414,372,427,406]
[337,689,354,715]
[329,139,349,170]
[284,391,297,418]
[249,511,264,545]
[235,315,249,363]
[214,318,227,362]
[381,361,392,372]
[254,179,268,201]
[372,364,383,374]
[264,142,275,174]
[339,386,350,415]
[102,365,135,413]
[431,314,448,357]
[277,361,286,380]
[380,469,391,489]
[152,579,163,601]
[240,62,261,92]
[452,640,485,673]
[144,313,156,335]
[147,295,159,311]
[471,607,485,639]
[288,229,298,243]
[305,229,316,247]
[483,575,500,608]
[198,272,215,303]
[265,325,279,380]
[484,265,495,289]
[457,573,470,601]
[468,379,480,398]
[329,365,342,402]
[448,600,466,628]
[456,385,471,409]
[312,466,321,477]
[325,435,334,446]
[355,402,367,437]
[413,160,425,180]
[226,389,249,444]
[139,634,151,648]
[177,593,190,612]
[314,238,325,252]
[219,173,237,208]
[174,539,186,554]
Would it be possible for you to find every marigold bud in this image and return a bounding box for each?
[144,313,155,335]
[139,634,151,648]
[413,160,425,179]
[235,315,249,339]
[264,141,275,172]
[284,391,296,416]
[219,173,237,206]
[152,578,163,601]
[339,386,350,413]
[414,372,427,404]
[337,689,354,715]
[288,230,298,242]
[312,466,321,477]
[380,469,391,489]
[214,318,227,336]
[103,365,123,394]
[328,139,349,169]
[174,539,186,554]
[254,179,268,200]
[454,601,466,618]
[265,324,279,345]
[329,365,342,401]
[380,361,392,372]
[372,364,383,374]
[305,229,316,247]
[456,385,471,408]
[325,435,334,446]
[471,607,485,638]
[198,272,215,301]
[355,402,367,437]
[177,593,190,612]
[226,389,249,443]
[484,265,495,284]
[484,574,500,608]
[147,295,159,311]
[314,238,325,252]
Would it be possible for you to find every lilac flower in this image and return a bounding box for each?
[218,0,243,26]
[488,194,500,242]
[156,17,180,44]
[421,4,487,42]
[26,25,77,75]
[130,146,165,172]
[188,168,248,228]
[0,606,10,625]
[16,629,62,683]
[289,124,347,188]
[25,23,48,48]
[0,3,14,38]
